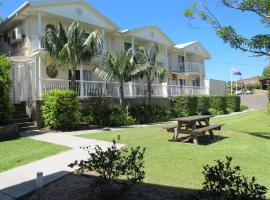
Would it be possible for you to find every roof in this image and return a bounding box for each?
[120,25,175,46]
[175,41,198,49]
[175,41,211,59]
[0,0,119,31]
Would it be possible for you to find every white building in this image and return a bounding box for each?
[0,0,216,104]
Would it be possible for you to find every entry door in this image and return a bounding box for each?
[13,63,33,102]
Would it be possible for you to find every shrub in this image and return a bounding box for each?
[41,89,80,130]
[0,56,14,125]
[129,104,171,124]
[226,95,241,112]
[226,108,234,114]
[208,108,224,116]
[197,96,210,115]
[171,95,198,117]
[240,105,249,111]
[106,104,136,127]
[201,156,268,200]
[268,90,270,102]
[81,97,135,126]
[69,137,146,200]
[209,96,227,113]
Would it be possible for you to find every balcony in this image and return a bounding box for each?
[171,62,205,74]
[39,79,206,99]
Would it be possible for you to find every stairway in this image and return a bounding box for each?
[13,104,37,132]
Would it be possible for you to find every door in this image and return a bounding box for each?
[13,63,33,102]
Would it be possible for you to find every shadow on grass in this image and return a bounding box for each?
[169,135,228,146]
[22,173,200,200]
[244,132,270,140]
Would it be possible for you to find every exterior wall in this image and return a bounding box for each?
[205,79,226,95]
[1,2,211,105]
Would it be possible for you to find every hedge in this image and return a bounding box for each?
[129,104,171,124]
[41,89,80,130]
[226,95,241,112]
[170,95,198,117]
[197,95,210,115]
[209,96,227,114]
[0,56,14,125]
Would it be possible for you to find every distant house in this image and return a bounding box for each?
[238,76,261,86]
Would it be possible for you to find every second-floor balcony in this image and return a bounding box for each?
[171,62,205,74]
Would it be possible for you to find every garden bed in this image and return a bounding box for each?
[0,124,19,141]
[24,173,198,200]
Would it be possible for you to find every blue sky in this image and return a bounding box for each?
[0,0,268,81]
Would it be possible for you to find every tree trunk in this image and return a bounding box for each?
[70,69,77,91]
[147,80,152,105]
[119,81,124,106]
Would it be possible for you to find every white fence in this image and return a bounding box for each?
[40,79,206,98]
[205,79,226,95]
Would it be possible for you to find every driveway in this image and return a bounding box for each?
[241,94,268,110]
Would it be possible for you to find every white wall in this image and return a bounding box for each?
[205,79,226,95]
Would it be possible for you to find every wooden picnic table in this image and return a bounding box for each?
[171,115,223,144]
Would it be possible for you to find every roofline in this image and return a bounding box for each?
[120,24,175,46]
[1,1,30,26]
[175,41,211,59]
[0,0,119,31]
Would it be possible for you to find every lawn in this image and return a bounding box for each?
[0,137,69,173]
[80,110,270,192]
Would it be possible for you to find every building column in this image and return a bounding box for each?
[38,12,43,49]
[102,28,107,55]
[183,52,186,72]
[162,82,168,98]
[131,36,135,55]
[80,64,84,98]
[38,57,42,99]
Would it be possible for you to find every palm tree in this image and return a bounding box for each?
[95,49,141,105]
[42,21,103,90]
[136,45,169,105]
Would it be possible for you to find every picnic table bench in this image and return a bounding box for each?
[169,115,224,144]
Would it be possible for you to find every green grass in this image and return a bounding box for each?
[0,137,69,172]
[80,110,270,191]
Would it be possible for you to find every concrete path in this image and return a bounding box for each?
[0,132,125,200]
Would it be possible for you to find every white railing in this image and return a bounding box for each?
[167,85,206,96]
[39,79,207,98]
[41,79,70,95]
[30,37,40,53]
[171,62,205,74]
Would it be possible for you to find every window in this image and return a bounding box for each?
[178,55,185,71]
[124,42,132,51]
[68,70,93,81]
[45,24,56,32]
[192,80,196,87]
[179,79,186,86]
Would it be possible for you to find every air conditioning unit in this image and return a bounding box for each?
[8,27,23,44]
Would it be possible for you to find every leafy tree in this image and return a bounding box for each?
[95,50,142,105]
[42,21,102,90]
[261,65,270,80]
[136,45,169,105]
[0,56,14,125]
[183,0,270,57]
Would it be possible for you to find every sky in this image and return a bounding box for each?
[0,0,268,81]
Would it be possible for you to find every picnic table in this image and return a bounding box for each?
[170,115,223,144]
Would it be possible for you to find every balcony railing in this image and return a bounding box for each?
[40,79,206,98]
[171,62,205,74]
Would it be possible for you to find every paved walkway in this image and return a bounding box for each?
[0,132,125,200]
